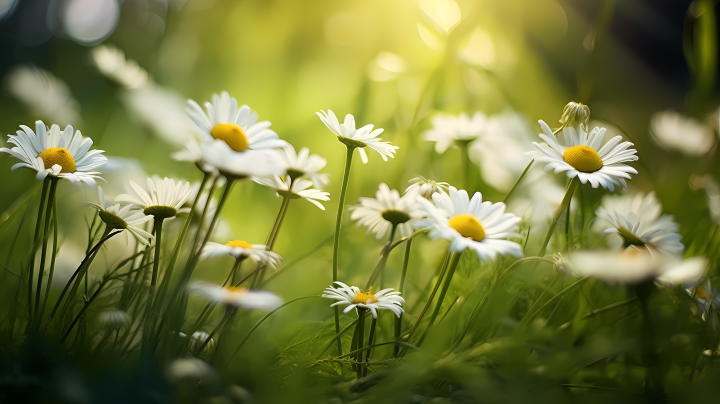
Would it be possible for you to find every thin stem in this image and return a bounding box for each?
[518,273,561,328]
[61,279,106,344]
[252,189,293,288]
[363,316,377,377]
[38,196,59,322]
[503,160,533,203]
[142,216,164,355]
[316,316,360,359]
[35,179,58,320]
[565,185,573,252]
[379,225,397,289]
[450,257,554,352]
[28,178,50,321]
[537,177,578,257]
[332,145,355,355]
[195,309,232,356]
[192,174,219,252]
[395,230,417,356]
[520,276,589,327]
[260,234,333,288]
[558,297,637,331]
[416,251,462,347]
[355,308,366,379]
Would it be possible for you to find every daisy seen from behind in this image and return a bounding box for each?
[350,183,421,240]
[423,112,487,154]
[316,110,397,163]
[527,120,638,191]
[87,186,154,245]
[596,192,683,257]
[278,145,329,188]
[252,175,330,210]
[1,121,107,186]
[416,186,523,261]
[189,282,282,309]
[117,177,192,220]
[322,281,404,318]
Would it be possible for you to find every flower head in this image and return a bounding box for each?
[200,241,282,270]
[186,91,288,153]
[6,66,81,124]
[527,120,638,190]
[559,102,590,132]
[0,121,107,186]
[596,192,683,257]
[650,110,714,156]
[116,178,192,219]
[350,183,421,239]
[91,45,149,89]
[423,112,487,153]
[279,145,329,188]
[316,110,397,163]
[199,140,285,179]
[416,186,523,261]
[87,186,154,245]
[322,282,404,318]
[189,282,282,309]
[405,176,449,200]
[252,175,330,210]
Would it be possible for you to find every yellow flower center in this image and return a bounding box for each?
[562,145,603,172]
[225,240,253,249]
[37,147,76,173]
[448,213,486,242]
[211,123,249,152]
[697,287,708,300]
[352,287,379,304]
[224,286,248,298]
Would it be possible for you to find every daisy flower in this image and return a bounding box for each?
[252,175,330,210]
[687,282,720,329]
[322,281,404,318]
[91,45,149,89]
[596,192,683,257]
[200,140,285,179]
[116,177,192,219]
[650,110,715,156]
[316,110,397,163]
[416,186,523,261]
[86,186,154,245]
[189,282,282,309]
[200,240,282,270]
[6,66,82,124]
[423,112,487,154]
[405,176,449,200]
[279,145,329,188]
[1,121,107,186]
[350,183,421,240]
[186,91,288,153]
[527,120,638,190]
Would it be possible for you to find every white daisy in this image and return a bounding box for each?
[5,66,82,124]
[186,91,288,153]
[279,145,329,188]
[0,121,107,186]
[189,282,282,309]
[350,183,422,240]
[316,110,397,164]
[596,192,683,257]
[116,177,192,219]
[86,186,154,245]
[252,175,330,210]
[423,112,487,154]
[199,140,285,179]
[650,110,715,156]
[416,186,523,261]
[200,240,282,270]
[405,176,449,200]
[527,120,638,191]
[91,45,149,89]
[322,281,404,318]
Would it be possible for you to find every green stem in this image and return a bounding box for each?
[61,278,106,344]
[252,190,293,288]
[195,308,232,356]
[37,195,59,323]
[450,257,554,351]
[35,179,58,320]
[503,160,533,204]
[28,178,50,321]
[520,276,589,326]
[518,273,561,328]
[316,316,360,359]
[557,297,637,331]
[355,308,366,379]
[332,145,355,355]
[363,316,377,377]
[192,174,219,252]
[259,234,333,288]
[379,225,397,289]
[566,189,573,252]
[142,217,164,356]
[225,296,321,364]
[416,251,462,347]
[538,177,578,257]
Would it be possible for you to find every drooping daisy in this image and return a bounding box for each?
[252,175,330,210]
[200,140,285,179]
[186,91,288,153]
[86,186,154,245]
[189,282,282,309]
[416,186,523,261]
[316,110,397,163]
[423,112,487,154]
[405,176,449,200]
[200,241,282,270]
[279,145,329,188]
[91,45,149,89]
[596,192,683,257]
[322,281,404,318]
[527,120,638,190]
[350,183,422,240]
[1,121,107,186]
[650,110,715,156]
[116,177,192,220]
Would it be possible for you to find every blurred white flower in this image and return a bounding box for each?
[122,85,194,147]
[424,112,487,154]
[278,145,329,188]
[367,52,406,82]
[650,110,715,156]
[4,66,81,125]
[188,331,215,355]
[595,192,683,257]
[317,110,398,164]
[98,309,130,330]
[91,45,148,89]
[252,175,330,210]
[165,357,216,383]
[350,183,422,240]
[200,240,282,270]
[405,176,449,200]
[189,282,282,309]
